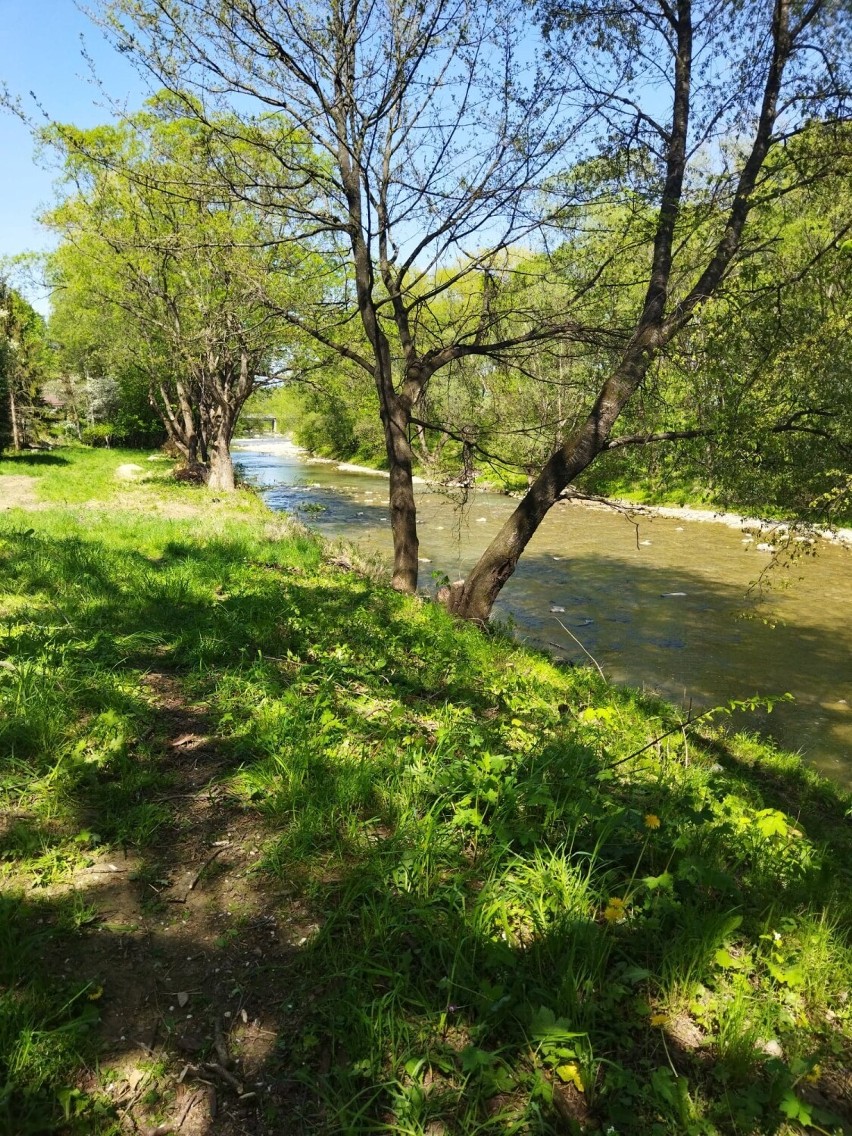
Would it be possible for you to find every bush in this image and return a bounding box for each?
[81,415,165,450]
[80,423,116,448]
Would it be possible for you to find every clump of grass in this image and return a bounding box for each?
[0,893,105,1135]
[1,446,850,1134]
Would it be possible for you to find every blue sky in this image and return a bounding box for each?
[0,0,146,310]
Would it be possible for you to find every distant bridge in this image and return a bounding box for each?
[239,414,278,433]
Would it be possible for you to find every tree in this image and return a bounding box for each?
[48,272,164,448]
[593,172,852,520]
[523,131,852,519]
[441,0,852,620]
[44,99,313,489]
[0,280,51,454]
[97,0,597,588]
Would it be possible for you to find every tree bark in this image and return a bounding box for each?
[8,386,21,452]
[382,390,419,592]
[339,201,421,589]
[207,433,236,491]
[206,402,236,492]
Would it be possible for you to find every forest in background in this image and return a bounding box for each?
[4,114,851,520]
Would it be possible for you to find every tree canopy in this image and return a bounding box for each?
[45,97,320,488]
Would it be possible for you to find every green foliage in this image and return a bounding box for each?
[43,96,324,469]
[0,894,105,1134]
[0,281,52,454]
[580,125,852,523]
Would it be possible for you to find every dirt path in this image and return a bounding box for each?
[0,475,43,511]
[51,675,316,1135]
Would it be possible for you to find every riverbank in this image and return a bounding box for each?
[235,435,852,547]
[583,496,852,547]
[2,446,851,1135]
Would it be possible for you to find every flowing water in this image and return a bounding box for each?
[234,438,852,786]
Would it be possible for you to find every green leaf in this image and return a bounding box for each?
[643,872,674,891]
[779,1090,812,1125]
[483,1064,515,1093]
[622,966,653,984]
[460,1045,496,1072]
[555,1062,585,1091]
[714,948,743,969]
[404,1057,425,1078]
[453,806,485,829]
[579,706,616,724]
[754,809,788,838]
[766,960,804,987]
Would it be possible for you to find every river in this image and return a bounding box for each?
[233,438,852,786]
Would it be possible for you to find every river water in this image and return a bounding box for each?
[234,439,852,786]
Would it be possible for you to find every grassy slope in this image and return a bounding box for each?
[0,447,850,1135]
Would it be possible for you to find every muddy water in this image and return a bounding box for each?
[234,439,852,786]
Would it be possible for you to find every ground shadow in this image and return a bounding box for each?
[0,452,70,466]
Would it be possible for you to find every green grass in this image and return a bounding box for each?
[1,447,850,1134]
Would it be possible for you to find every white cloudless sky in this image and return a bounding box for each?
[0,0,147,310]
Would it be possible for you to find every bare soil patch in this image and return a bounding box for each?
[0,474,43,511]
[38,673,315,1135]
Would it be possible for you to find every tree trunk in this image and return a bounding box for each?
[8,387,21,452]
[155,382,198,465]
[444,349,656,622]
[383,391,419,592]
[207,430,236,492]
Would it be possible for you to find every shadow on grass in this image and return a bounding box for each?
[1,521,850,1134]
[0,452,70,467]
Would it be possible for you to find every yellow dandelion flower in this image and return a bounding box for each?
[603,897,628,923]
[649,1013,668,1027]
[644,813,661,829]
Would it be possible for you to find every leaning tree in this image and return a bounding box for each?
[441,0,852,619]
